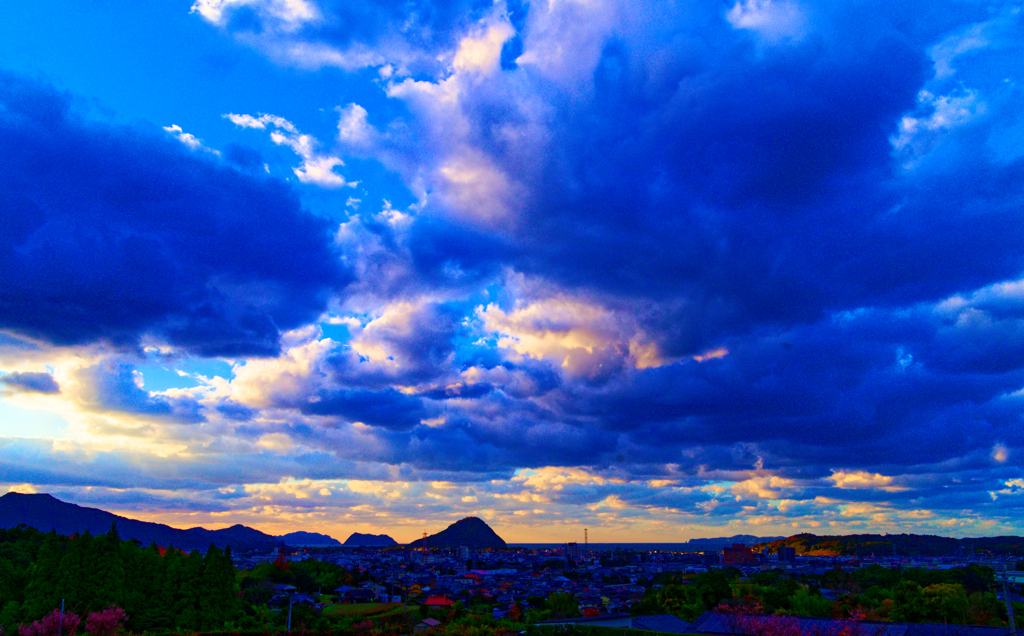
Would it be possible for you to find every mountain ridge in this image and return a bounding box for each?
[753,532,1024,557]
[0,492,340,551]
[344,532,398,546]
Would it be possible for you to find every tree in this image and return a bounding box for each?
[17,608,80,636]
[91,526,125,609]
[84,606,127,636]
[891,580,925,622]
[22,534,63,620]
[545,592,579,619]
[922,583,968,624]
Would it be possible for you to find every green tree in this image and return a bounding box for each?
[200,544,238,628]
[546,592,579,619]
[892,580,925,622]
[23,534,63,619]
[91,524,125,609]
[121,543,171,633]
[923,583,968,623]
[967,591,1004,626]
[788,589,833,618]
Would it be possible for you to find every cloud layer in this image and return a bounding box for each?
[2,0,1024,541]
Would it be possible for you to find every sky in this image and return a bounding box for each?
[1,0,1023,545]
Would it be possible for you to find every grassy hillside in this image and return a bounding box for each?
[755,533,1024,557]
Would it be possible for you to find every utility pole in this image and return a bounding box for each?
[997,565,1016,634]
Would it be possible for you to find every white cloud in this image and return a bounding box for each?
[336,103,375,147]
[726,0,806,42]
[730,475,796,500]
[163,125,220,155]
[829,470,906,492]
[928,5,1023,81]
[226,112,351,188]
[191,0,319,31]
[452,20,516,74]
[477,295,672,377]
[891,89,985,168]
[269,40,386,71]
[225,113,298,132]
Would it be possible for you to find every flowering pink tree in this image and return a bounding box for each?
[716,603,803,636]
[715,603,880,636]
[84,607,127,636]
[18,609,81,636]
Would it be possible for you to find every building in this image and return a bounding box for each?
[722,544,758,566]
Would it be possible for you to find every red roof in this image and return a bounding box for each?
[423,596,455,606]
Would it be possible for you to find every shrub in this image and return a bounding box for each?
[84,607,127,636]
[18,609,80,636]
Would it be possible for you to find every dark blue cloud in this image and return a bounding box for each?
[0,71,350,357]
[0,371,60,394]
[299,388,427,429]
[215,400,257,422]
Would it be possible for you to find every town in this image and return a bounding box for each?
[228,539,1024,634]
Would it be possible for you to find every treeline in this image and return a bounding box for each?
[636,564,1010,626]
[0,524,237,633]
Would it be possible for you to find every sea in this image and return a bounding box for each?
[507,543,716,552]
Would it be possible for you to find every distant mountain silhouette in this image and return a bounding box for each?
[281,531,342,546]
[343,532,397,547]
[0,493,339,551]
[686,534,786,548]
[407,517,506,549]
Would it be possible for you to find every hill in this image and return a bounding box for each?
[755,532,1024,557]
[0,492,341,551]
[407,517,506,549]
[281,531,343,546]
[686,535,786,549]
[344,532,398,547]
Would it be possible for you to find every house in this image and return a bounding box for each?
[414,618,441,633]
[339,588,377,603]
[422,595,455,607]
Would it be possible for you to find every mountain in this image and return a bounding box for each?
[754,533,1024,557]
[281,531,342,546]
[0,493,341,551]
[344,532,398,547]
[686,535,786,549]
[407,517,506,549]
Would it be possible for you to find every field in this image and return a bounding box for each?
[322,603,409,619]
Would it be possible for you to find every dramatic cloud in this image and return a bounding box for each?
[0,72,350,357]
[3,0,1024,542]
